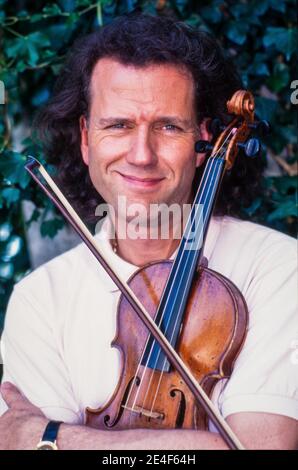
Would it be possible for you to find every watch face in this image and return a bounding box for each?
[36,440,58,450]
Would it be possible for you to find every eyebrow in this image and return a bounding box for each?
[96,116,193,127]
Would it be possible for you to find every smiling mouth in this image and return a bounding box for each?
[118,172,165,187]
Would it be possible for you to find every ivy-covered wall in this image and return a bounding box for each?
[0,0,297,329]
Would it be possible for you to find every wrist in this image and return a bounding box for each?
[36,420,63,450]
[14,415,48,451]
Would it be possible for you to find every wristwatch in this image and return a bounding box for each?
[36,420,63,450]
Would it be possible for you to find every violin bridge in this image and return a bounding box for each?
[122,404,164,421]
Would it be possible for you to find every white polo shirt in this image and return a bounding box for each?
[0,216,297,430]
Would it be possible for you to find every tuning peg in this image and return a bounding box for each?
[208,118,225,137]
[238,137,261,158]
[195,140,214,153]
[249,120,271,137]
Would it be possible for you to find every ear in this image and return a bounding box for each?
[80,115,89,166]
[195,118,212,168]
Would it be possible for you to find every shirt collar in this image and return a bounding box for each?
[87,215,223,293]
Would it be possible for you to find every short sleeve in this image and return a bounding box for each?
[0,285,83,424]
[216,234,298,420]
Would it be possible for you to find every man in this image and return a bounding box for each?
[0,13,297,450]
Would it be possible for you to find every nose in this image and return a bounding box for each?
[126,125,157,167]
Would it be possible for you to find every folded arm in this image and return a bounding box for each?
[0,382,297,450]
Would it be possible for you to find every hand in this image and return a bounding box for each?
[0,382,47,450]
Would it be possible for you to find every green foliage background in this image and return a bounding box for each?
[0,0,297,329]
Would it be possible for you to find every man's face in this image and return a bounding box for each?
[80,58,209,221]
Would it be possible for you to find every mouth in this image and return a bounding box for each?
[117,172,165,188]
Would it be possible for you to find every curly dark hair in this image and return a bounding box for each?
[34,11,264,223]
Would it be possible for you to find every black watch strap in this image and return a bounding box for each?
[42,420,63,443]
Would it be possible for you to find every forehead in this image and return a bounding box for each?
[89,57,195,114]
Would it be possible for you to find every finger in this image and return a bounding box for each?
[0,382,28,408]
[1,382,45,417]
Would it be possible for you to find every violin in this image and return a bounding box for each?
[26,90,269,450]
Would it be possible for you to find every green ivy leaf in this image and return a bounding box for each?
[225,21,250,45]
[263,27,298,60]
[6,32,51,67]
[1,187,20,206]
[174,0,189,16]
[30,13,44,23]
[247,53,270,76]
[0,235,23,260]
[0,221,12,242]
[42,4,62,16]
[272,176,297,195]
[66,12,80,25]
[267,63,290,92]
[268,0,286,13]
[185,13,206,29]
[25,207,41,227]
[0,68,17,89]
[0,262,14,280]
[31,87,50,107]
[231,3,248,19]
[50,63,63,75]
[43,23,73,49]
[74,0,91,7]
[40,218,64,238]
[201,5,222,24]
[267,199,298,221]
[255,96,278,122]
[250,0,270,16]
[0,151,30,189]
[279,125,297,145]
[15,59,27,73]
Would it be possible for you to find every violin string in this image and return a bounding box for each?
[125,130,234,425]
[147,159,224,419]
[124,128,235,423]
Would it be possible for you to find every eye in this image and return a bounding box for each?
[108,123,126,129]
[163,124,181,132]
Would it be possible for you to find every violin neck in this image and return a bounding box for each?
[183,155,226,262]
[142,156,226,371]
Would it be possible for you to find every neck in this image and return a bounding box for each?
[112,215,186,266]
[111,188,195,266]
[116,235,180,266]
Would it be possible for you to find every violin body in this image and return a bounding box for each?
[86,260,248,430]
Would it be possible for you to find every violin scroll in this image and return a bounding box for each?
[195,89,271,170]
